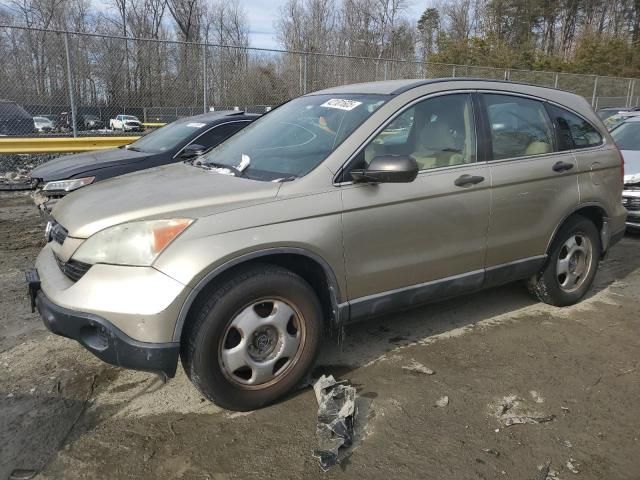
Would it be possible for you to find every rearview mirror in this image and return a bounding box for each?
[180,144,206,158]
[351,155,419,184]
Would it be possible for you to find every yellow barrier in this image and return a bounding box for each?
[0,136,140,154]
[142,122,166,127]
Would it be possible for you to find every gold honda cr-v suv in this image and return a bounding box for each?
[27,79,626,410]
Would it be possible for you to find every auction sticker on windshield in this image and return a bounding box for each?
[321,99,363,111]
[186,122,206,128]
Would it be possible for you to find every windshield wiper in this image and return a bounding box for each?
[197,161,241,177]
[125,145,143,152]
[272,175,297,182]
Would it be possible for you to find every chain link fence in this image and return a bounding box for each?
[1,24,638,137]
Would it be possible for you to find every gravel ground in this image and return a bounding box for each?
[1,191,640,479]
[0,154,63,185]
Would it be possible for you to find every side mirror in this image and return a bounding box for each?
[180,144,206,158]
[351,155,419,184]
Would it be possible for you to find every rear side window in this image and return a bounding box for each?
[483,94,554,160]
[546,104,603,151]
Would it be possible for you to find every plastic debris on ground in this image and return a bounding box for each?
[481,448,500,457]
[435,395,449,407]
[566,458,580,474]
[312,374,357,471]
[401,359,434,375]
[534,460,561,480]
[504,414,555,426]
[491,393,556,427]
[535,460,552,480]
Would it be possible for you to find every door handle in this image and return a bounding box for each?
[552,161,574,172]
[454,174,485,187]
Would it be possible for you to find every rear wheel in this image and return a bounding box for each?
[181,264,323,411]
[528,215,601,306]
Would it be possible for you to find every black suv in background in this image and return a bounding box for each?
[80,114,105,131]
[0,100,35,135]
[30,110,258,212]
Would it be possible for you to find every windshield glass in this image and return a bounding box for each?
[123,115,139,121]
[612,121,640,150]
[597,109,623,121]
[198,94,388,180]
[127,120,208,153]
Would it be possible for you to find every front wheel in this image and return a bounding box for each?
[181,264,323,411]
[528,215,601,306]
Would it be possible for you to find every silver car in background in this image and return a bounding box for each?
[612,116,640,231]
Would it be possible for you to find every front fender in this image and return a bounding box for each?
[169,246,344,342]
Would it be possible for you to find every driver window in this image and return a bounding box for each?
[361,93,477,171]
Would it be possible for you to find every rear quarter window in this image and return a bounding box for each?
[546,104,603,151]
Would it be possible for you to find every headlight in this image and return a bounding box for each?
[42,176,95,192]
[72,218,193,266]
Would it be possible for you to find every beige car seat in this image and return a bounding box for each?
[524,140,551,155]
[412,121,463,169]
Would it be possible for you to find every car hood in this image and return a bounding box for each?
[30,147,149,182]
[623,150,640,185]
[51,162,280,238]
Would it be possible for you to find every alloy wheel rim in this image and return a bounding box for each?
[556,233,593,293]
[218,298,306,389]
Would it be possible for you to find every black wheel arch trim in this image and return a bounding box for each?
[545,201,611,254]
[172,247,344,342]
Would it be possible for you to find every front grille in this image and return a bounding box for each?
[50,221,68,245]
[54,253,92,282]
[622,196,640,211]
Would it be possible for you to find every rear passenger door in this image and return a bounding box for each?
[481,92,579,284]
[545,104,620,221]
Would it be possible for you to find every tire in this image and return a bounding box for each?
[528,215,601,307]
[181,264,323,411]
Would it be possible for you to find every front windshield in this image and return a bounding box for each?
[612,122,640,150]
[128,120,207,153]
[123,115,139,121]
[198,94,388,180]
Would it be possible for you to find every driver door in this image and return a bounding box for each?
[340,92,491,318]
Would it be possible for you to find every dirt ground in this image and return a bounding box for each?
[1,190,639,480]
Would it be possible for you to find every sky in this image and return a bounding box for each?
[244,0,426,50]
[90,0,425,50]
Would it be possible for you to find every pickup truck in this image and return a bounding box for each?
[109,114,143,132]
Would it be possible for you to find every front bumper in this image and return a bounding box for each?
[33,188,63,215]
[625,214,640,231]
[35,243,190,344]
[28,272,179,376]
[622,189,640,231]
